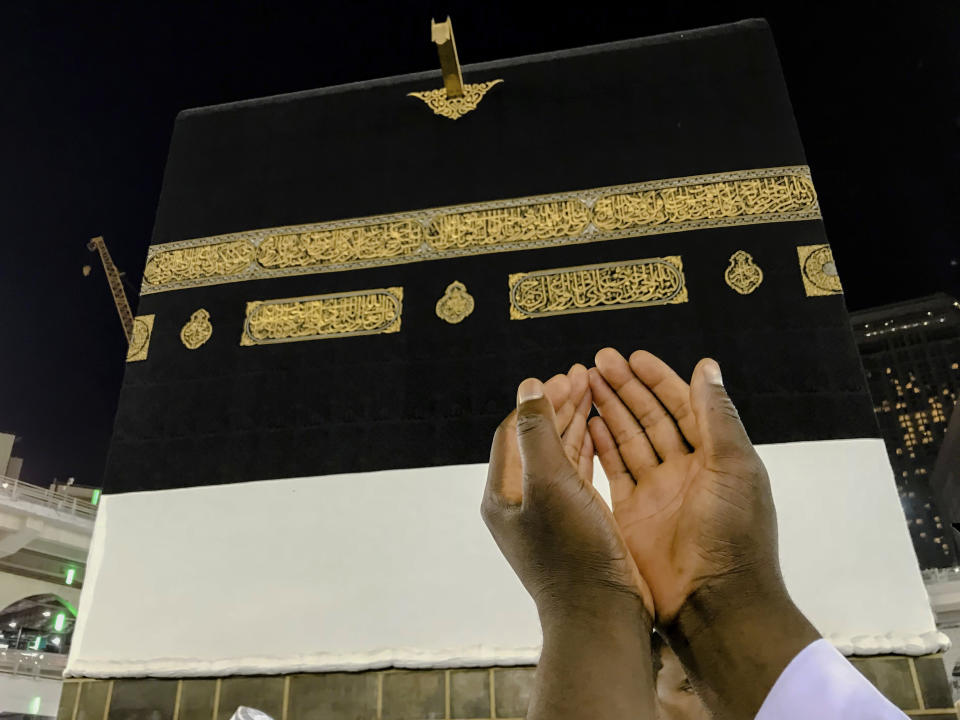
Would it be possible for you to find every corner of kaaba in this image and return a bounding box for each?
[3,7,960,720]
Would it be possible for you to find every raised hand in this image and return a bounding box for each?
[588,348,819,718]
[588,347,780,623]
[482,363,652,616]
[482,363,657,720]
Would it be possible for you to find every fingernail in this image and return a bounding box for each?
[703,360,723,386]
[517,378,544,405]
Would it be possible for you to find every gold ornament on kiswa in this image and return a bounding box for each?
[126,314,155,363]
[180,309,213,349]
[435,281,475,324]
[509,257,688,320]
[240,288,403,346]
[140,167,819,295]
[724,250,764,295]
[408,80,504,120]
[797,244,843,296]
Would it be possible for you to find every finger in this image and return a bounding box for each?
[567,362,589,403]
[588,367,659,470]
[628,349,700,448]
[561,383,592,470]
[484,410,523,507]
[578,427,595,486]
[485,374,575,511]
[595,347,689,459]
[544,373,577,436]
[588,416,635,508]
[689,359,753,469]
[516,378,577,501]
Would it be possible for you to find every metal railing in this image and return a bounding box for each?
[0,647,67,679]
[0,476,98,521]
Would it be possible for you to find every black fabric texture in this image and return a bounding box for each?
[104,19,879,493]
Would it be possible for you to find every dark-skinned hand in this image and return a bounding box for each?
[481,363,654,620]
[587,348,782,624]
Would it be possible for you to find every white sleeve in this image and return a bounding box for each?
[755,639,909,720]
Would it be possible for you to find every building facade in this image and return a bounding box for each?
[851,293,960,569]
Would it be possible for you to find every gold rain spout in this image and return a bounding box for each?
[431,17,464,99]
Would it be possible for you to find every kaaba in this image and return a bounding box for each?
[66,17,944,692]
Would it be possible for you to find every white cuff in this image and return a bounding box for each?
[755,639,909,720]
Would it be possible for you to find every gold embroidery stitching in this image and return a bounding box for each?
[407,80,504,119]
[126,314,155,363]
[141,166,819,295]
[797,244,843,296]
[435,281,475,324]
[724,250,764,295]
[143,240,256,286]
[509,257,688,320]
[427,200,591,251]
[593,175,816,229]
[258,221,424,270]
[240,288,403,346]
[180,309,213,349]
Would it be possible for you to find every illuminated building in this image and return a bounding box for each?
[851,293,960,569]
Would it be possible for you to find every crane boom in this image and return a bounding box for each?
[87,236,134,343]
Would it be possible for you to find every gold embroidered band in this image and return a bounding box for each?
[126,315,155,362]
[240,287,403,346]
[509,257,688,320]
[142,166,818,295]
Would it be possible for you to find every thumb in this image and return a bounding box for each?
[516,378,573,495]
[690,359,753,465]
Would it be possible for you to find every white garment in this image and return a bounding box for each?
[756,639,909,719]
[229,708,274,720]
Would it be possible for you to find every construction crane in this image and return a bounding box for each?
[85,236,134,344]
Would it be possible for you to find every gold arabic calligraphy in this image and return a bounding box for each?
[240,288,403,345]
[143,240,256,286]
[141,167,819,294]
[593,175,816,230]
[509,257,687,320]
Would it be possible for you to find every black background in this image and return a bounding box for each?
[0,2,956,488]
[105,22,876,492]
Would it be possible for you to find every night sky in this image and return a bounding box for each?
[0,2,957,489]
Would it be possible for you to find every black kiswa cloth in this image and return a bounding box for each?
[106,19,877,493]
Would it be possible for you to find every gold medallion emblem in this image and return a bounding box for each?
[724,250,764,295]
[797,244,843,296]
[180,309,213,349]
[408,80,504,120]
[126,314,155,363]
[435,281,475,324]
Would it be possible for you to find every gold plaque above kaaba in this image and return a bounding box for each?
[107,19,878,493]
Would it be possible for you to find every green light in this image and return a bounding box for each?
[54,613,65,632]
[28,696,41,715]
[91,489,100,505]
[65,568,75,585]
[29,636,41,650]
